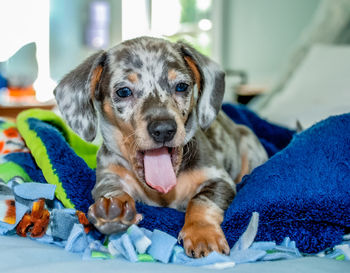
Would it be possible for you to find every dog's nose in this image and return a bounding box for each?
[147,119,177,143]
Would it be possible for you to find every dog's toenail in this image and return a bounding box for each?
[191,250,195,258]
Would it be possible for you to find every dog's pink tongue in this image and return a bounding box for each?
[144,147,177,194]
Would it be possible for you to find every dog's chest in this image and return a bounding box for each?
[131,168,208,210]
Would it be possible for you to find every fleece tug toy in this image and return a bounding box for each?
[1,105,349,253]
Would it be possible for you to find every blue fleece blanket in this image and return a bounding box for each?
[4,104,350,254]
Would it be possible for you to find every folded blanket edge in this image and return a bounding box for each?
[16,109,76,209]
[17,109,99,169]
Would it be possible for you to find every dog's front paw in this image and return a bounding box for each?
[88,193,142,234]
[179,222,230,258]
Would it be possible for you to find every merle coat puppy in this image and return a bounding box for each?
[54,37,267,258]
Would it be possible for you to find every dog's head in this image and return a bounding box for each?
[54,37,225,194]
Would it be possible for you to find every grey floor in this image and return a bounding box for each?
[0,236,349,273]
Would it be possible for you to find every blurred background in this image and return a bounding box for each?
[0,0,349,128]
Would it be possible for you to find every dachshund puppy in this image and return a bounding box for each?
[54,37,267,258]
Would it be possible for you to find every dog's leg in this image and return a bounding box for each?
[235,125,268,183]
[179,178,235,258]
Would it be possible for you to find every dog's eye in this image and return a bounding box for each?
[116,87,132,98]
[175,83,189,92]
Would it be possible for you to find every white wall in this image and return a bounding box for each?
[221,0,321,89]
[50,0,122,81]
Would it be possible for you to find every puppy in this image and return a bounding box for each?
[54,37,267,258]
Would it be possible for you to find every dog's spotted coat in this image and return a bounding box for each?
[54,37,267,258]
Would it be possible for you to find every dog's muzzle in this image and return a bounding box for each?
[147,119,177,143]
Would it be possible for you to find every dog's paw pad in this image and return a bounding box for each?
[88,193,142,234]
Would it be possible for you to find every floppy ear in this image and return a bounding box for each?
[178,42,225,130]
[54,51,106,141]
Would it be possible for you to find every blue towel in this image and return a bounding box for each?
[223,113,350,253]
[3,105,350,254]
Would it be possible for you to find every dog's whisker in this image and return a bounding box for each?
[131,138,141,157]
[183,138,196,163]
[122,131,137,145]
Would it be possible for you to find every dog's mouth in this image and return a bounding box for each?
[135,147,181,194]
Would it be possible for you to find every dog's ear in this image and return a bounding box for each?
[54,51,106,141]
[178,42,225,130]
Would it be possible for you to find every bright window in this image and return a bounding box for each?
[122,0,213,55]
[0,0,55,102]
